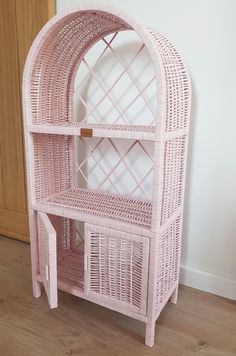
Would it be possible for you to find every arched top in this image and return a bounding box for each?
[23,3,190,136]
[23,3,164,77]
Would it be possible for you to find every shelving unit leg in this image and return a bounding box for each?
[145,319,156,347]
[32,279,41,298]
[170,285,179,304]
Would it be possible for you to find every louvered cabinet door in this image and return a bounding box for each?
[84,224,149,316]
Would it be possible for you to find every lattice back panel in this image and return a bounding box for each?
[33,133,154,201]
[74,137,154,200]
[73,31,157,127]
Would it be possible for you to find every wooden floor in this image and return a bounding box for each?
[0,235,235,356]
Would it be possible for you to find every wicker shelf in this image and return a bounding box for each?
[26,123,156,141]
[33,188,152,237]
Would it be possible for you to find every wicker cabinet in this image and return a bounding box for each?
[23,4,191,347]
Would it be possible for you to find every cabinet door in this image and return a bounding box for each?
[84,224,149,316]
[37,212,57,309]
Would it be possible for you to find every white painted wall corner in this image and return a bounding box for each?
[180,266,236,301]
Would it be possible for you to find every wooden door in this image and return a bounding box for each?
[0,0,55,242]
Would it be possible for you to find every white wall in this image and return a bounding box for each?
[56,0,236,299]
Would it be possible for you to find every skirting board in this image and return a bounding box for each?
[180,266,236,301]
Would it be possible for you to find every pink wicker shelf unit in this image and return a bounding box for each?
[23,4,191,347]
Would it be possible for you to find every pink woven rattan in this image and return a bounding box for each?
[23,3,191,347]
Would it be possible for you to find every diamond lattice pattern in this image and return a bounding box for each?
[75,137,153,200]
[73,31,157,127]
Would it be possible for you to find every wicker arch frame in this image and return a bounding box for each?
[23,4,165,130]
[23,3,191,348]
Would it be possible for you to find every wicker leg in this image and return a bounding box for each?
[32,278,41,298]
[170,285,178,304]
[145,319,156,347]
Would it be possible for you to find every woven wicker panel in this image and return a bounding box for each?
[37,212,57,308]
[43,188,152,229]
[146,29,190,132]
[48,214,75,252]
[161,135,187,224]
[33,134,73,201]
[48,214,84,289]
[85,224,149,315]
[30,12,130,125]
[155,216,181,315]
